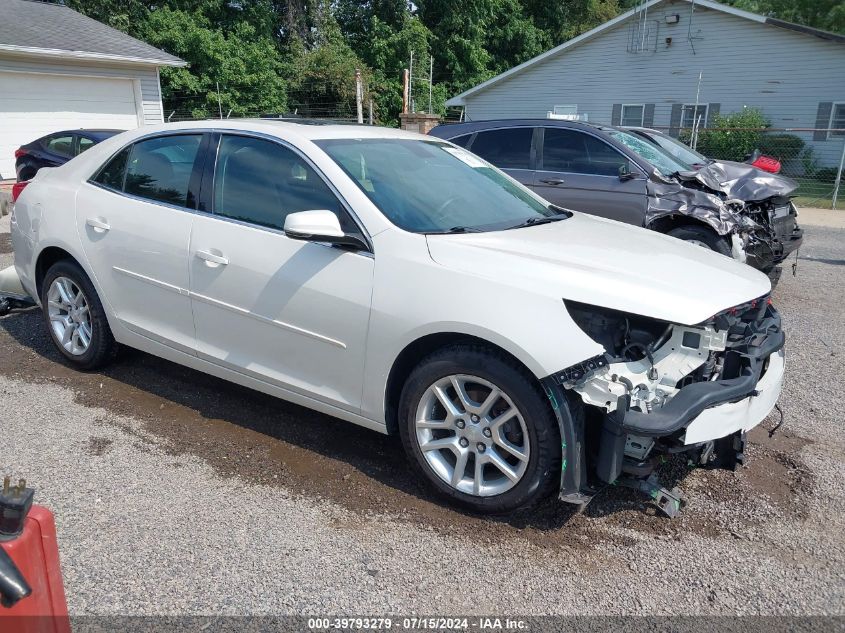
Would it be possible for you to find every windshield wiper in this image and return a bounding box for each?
[427,226,482,234]
[504,215,567,230]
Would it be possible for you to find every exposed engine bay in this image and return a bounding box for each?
[647,160,803,270]
[551,296,785,515]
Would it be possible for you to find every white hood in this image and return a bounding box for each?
[426,212,771,326]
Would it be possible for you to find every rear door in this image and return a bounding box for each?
[465,127,536,188]
[533,127,647,225]
[76,132,205,352]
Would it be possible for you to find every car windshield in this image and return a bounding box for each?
[645,132,709,166]
[315,138,564,233]
[608,130,692,176]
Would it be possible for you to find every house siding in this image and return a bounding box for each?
[460,0,845,167]
[0,55,164,125]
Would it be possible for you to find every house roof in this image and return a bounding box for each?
[446,0,845,106]
[0,0,185,67]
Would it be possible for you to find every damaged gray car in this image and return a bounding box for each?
[429,120,803,271]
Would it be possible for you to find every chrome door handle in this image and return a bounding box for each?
[196,250,229,266]
[539,178,565,185]
[86,217,110,232]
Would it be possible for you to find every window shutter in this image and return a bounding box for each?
[668,103,683,137]
[643,103,655,127]
[611,103,622,126]
[815,102,833,140]
[706,103,720,126]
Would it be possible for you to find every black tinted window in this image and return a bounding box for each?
[450,134,472,148]
[93,147,130,190]
[124,135,201,206]
[542,128,628,176]
[469,128,532,169]
[213,135,351,232]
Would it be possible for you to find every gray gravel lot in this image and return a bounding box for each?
[1,212,844,615]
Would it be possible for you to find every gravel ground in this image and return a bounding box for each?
[1,211,844,616]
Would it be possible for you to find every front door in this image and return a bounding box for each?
[533,127,647,225]
[189,134,374,413]
[76,133,204,352]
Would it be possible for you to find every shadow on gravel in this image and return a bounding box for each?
[0,307,811,548]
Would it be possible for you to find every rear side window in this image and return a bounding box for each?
[44,135,74,158]
[77,136,96,155]
[468,128,532,169]
[124,135,202,206]
[212,135,354,233]
[542,128,628,176]
[93,147,130,190]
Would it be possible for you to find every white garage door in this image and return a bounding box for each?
[0,72,141,179]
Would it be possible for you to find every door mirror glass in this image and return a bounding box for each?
[284,210,346,240]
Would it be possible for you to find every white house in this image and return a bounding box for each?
[0,0,185,179]
[446,0,845,168]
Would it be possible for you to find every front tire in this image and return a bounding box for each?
[398,345,561,514]
[41,259,117,370]
[667,225,732,257]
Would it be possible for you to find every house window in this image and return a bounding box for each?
[621,104,645,127]
[682,104,708,128]
[830,103,845,138]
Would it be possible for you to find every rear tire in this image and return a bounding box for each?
[398,344,561,514]
[667,225,732,257]
[41,259,118,370]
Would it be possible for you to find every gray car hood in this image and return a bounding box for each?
[676,161,798,202]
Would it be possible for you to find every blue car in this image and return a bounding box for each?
[15,129,123,182]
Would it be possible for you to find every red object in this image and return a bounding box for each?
[13,148,26,159]
[751,154,781,174]
[0,506,70,633]
[11,181,29,202]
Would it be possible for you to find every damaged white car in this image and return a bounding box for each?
[7,120,784,515]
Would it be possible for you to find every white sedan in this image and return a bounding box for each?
[10,120,785,514]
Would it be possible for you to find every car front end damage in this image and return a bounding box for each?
[544,296,785,515]
[647,161,803,271]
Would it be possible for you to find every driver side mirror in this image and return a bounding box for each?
[284,210,368,251]
[618,163,638,181]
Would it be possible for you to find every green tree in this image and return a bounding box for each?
[695,107,770,161]
[727,0,845,35]
[139,8,288,118]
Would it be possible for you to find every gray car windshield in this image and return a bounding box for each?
[648,133,709,165]
[315,138,565,233]
[609,130,693,176]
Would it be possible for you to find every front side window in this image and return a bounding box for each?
[44,135,74,158]
[468,128,532,169]
[212,135,354,233]
[621,104,645,127]
[124,135,202,206]
[316,138,562,234]
[542,128,630,177]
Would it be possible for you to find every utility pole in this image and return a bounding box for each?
[428,54,434,114]
[402,69,409,114]
[409,51,414,112]
[833,137,845,210]
[355,69,363,124]
[216,81,223,119]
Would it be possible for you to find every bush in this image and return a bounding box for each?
[696,107,770,162]
[814,167,841,182]
[757,133,805,159]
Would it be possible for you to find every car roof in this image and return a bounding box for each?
[122,118,431,143]
[429,118,620,139]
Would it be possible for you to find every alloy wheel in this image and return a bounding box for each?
[415,374,530,497]
[47,276,93,356]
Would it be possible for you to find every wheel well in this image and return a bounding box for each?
[648,214,717,236]
[384,332,538,436]
[35,247,76,297]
